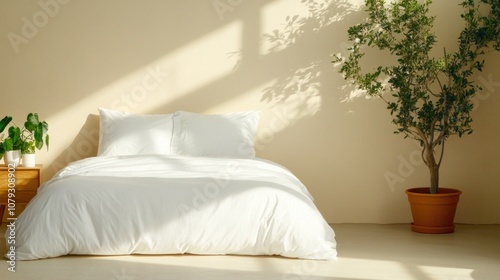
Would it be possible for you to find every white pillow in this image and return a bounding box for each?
[97,108,174,157]
[171,111,261,158]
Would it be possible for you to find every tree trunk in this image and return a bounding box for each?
[429,165,439,194]
[423,143,439,194]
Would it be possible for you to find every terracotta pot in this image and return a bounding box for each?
[405,187,462,234]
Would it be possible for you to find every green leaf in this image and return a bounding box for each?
[8,126,20,144]
[3,138,13,151]
[34,123,44,148]
[21,140,35,154]
[0,116,12,133]
[45,134,50,151]
[24,112,39,132]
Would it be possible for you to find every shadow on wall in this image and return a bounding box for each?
[49,114,99,175]
[260,0,356,105]
[149,0,372,156]
[43,0,366,179]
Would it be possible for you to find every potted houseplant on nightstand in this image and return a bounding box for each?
[20,113,49,167]
[0,116,22,167]
[334,0,499,233]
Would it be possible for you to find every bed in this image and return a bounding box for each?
[7,108,337,260]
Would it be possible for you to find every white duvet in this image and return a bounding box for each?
[9,155,336,260]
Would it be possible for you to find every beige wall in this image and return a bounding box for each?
[1,0,499,224]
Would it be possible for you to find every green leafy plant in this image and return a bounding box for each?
[0,116,22,158]
[334,0,500,193]
[20,113,49,154]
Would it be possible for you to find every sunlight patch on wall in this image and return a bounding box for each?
[259,0,364,56]
[339,86,366,103]
[42,21,243,174]
[156,20,243,106]
[339,75,391,103]
[259,0,309,56]
[50,19,243,117]
[255,77,322,152]
[205,85,264,113]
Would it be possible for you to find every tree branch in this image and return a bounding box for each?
[437,140,445,167]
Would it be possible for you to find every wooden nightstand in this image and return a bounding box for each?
[0,164,42,222]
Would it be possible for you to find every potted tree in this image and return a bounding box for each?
[20,113,49,167]
[334,0,500,233]
[0,116,22,167]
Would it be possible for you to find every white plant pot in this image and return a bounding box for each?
[4,150,21,167]
[22,153,36,167]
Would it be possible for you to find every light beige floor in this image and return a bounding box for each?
[1,224,499,280]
